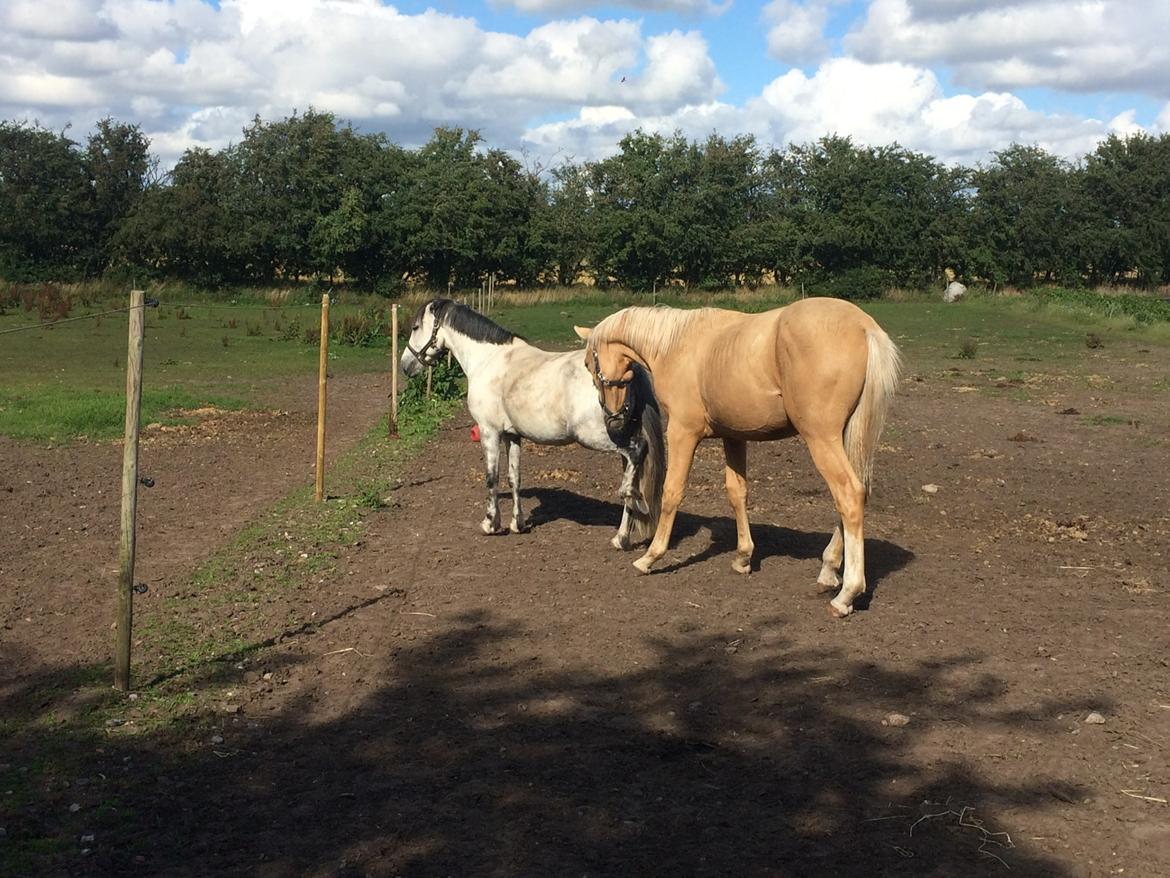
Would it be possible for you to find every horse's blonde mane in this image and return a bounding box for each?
[591,306,710,361]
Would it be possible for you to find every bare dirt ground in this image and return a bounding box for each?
[3,353,1170,877]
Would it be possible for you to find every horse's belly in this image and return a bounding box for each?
[501,403,572,444]
[704,388,792,440]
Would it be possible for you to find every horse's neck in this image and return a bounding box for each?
[444,330,517,377]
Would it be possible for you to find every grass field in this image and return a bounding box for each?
[0,297,390,440]
[3,284,1169,442]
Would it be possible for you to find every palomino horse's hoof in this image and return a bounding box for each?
[816,572,841,593]
[731,557,751,575]
[828,599,854,618]
[632,554,655,574]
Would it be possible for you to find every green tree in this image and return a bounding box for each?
[83,118,155,275]
[392,128,492,289]
[587,131,677,291]
[538,162,593,286]
[0,122,90,280]
[968,144,1082,286]
[1081,133,1170,285]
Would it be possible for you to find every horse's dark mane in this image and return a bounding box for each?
[430,298,520,345]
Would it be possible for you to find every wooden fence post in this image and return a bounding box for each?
[115,289,145,691]
[314,293,329,502]
[390,304,399,437]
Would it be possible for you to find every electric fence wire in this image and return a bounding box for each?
[0,298,167,336]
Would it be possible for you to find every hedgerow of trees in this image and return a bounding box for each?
[3,110,1169,295]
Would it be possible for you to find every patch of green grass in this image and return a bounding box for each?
[1081,414,1135,427]
[0,385,245,442]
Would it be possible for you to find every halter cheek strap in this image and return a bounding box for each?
[407,317,443,366]
[591,346,633,420]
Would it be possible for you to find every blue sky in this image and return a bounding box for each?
[2,0,1167,168]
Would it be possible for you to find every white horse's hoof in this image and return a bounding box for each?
[633,554,655,574]
[611,534,629,550]
[510,521,526,534]
[481,519,503,535]
[828,598,854,618]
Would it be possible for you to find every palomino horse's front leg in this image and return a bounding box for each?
[805,437,867,616]
[505,436,525,533]
[479,430,504,535]
[633,425,701,573]
[722,439,754,574]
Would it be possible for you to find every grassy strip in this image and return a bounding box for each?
[1033,287,1170,324]
[0,386,245,442]
[136,391,463,688]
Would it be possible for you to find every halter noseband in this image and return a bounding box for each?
[591,345,633,421]
[407,313,443,366]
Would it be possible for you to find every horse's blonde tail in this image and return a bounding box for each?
[629,389,665,543]
[844,328,902,496]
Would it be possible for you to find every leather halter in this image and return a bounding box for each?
[406,314,443,366]
[591,345,633,421]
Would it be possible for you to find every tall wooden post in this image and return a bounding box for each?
[314,293,329,502]
[115,289,145,691]
[390,304,399,437]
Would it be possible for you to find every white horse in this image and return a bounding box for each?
[400,299,664,548]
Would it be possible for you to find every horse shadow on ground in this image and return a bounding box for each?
[524,486,914,609]
[2,615,1095,878]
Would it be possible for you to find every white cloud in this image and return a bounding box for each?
[763,0,833,65]
[494,0,730,14]
[847,0,1170,97]
[0,1,722,166]
[1,0,115,41]
[0,0,1160,171]
[524,56,1142,166]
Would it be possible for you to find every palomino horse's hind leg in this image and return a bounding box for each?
[479,430,505,535]
[817,524,844,591]
[505,436,525,533]
[722,439,754,574]
[805,437,867,616]
[633,425,701,573]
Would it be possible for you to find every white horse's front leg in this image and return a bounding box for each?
[506,436,525,533]
[611,450,639,550]
[480,431,504,535]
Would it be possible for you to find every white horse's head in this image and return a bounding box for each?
[401,299,448,377]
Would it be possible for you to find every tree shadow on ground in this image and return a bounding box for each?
[3,613,1093,877]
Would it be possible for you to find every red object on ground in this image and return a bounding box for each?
[470,424,481,442]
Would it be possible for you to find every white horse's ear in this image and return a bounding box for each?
[573,325,592,340]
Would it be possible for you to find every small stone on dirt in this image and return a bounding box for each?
[1084,711,1107,725]
[69,803,81,813]
[210,735,224,745]
[883,713,911,727]
[921,484,939,494]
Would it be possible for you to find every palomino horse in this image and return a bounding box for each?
[577,297,901,617]
[402,299,664,548]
